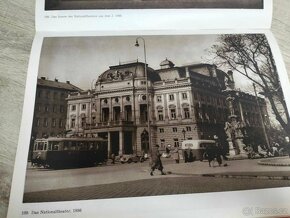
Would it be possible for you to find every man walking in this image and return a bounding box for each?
[150,144,166,176]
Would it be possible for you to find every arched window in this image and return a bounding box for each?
[182,103,190,119]
[169,105,176,120]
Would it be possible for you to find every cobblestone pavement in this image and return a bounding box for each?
[23,176,290,203]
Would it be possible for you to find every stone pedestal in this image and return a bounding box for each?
[227,140,236,157]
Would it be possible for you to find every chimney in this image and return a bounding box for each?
[66,81,70,84]
[55,78,58,82]
[41,77,46,80]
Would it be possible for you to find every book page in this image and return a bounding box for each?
[36,0,272,32]
[7,29,290,218]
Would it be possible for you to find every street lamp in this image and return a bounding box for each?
[182,128,186,140]
[135,37,151,153]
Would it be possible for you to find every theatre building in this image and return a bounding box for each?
[66,59,268,156]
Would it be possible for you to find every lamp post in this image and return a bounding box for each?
[182,128,186,140]
[135,37,151,153]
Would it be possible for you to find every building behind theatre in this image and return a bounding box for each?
[31,77,82,139]
[66,59,268,156]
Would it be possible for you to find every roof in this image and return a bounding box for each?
[37,78,82,92]
[97,61,161,83]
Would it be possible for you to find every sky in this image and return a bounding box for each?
[38,34,251,90]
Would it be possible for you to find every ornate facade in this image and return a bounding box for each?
[66,59,268,156]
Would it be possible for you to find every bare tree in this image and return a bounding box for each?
[210,34,290,134]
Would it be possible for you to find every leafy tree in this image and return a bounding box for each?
[210,34,290,135]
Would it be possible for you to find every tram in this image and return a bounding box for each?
[31,137,108,169]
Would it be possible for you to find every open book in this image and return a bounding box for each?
[8,0,290,217]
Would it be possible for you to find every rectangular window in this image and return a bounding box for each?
[53,105,57,113]
[184,108,190,119]
[60,105,64,113]
[160,139,165,147]
[43,118,48,127]
[45,105,49,112]
[159,128,164,133]
[182,92,188,100]
[157,95,162,102]
[174,138,179,147]
[186,126,191,131]
[158,110,164,121]
[36,118,40,127]
[169,94,174,101]
[52,119,56,127]
[53,92,57,99]
[71,105,76,111]
[59,119,64,128]
[71,118,75,128]
[46,91,50,99]
[81,117,86,127]
[170,109,176,119]
[173,127,177,132]
[82,104,86,110]
[37,104,41,112]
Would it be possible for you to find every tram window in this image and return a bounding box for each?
[71,142,76,150]
[52,144,59,150]
[38,142,44,150]
[44,143,47,151]
[63,142,69,150]
[48,143,52,151]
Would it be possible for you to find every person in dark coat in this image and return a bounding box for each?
[150,145,166,176]
[214,135,228,160]
[204,143,222,167]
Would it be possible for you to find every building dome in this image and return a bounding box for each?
[160,58,175,69]
[97,61,161,83]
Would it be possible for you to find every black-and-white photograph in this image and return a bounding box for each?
[23,34,290,203]
[45,0,264,10]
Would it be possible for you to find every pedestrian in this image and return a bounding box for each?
[111,153,115,164]
[172,146,180,164]
[214,135,228,161]
[150,144,166,176]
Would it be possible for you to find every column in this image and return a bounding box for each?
[107,132,111,157]
[66,104,70,130]
[119,131,124,155]
[176,92,182,120]
[76,103,80,132]
[132,130,137,154]
[163,93,169,122]
[135,95,140,124]
[96,98,101,123]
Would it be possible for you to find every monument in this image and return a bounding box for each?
[223,71,248,159]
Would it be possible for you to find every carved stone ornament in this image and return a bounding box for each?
[106,70,133,81]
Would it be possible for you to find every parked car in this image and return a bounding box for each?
[120,154,144,164]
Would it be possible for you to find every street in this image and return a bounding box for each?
[23,157,290,203]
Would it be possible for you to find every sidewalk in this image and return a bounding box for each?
[165,157,290,180]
